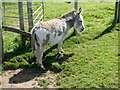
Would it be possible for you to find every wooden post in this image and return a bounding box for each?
[0,0,3,63]
[73,0,78,35]
[18,1,25,48]
[115,0,119,23]
[27,0,33,32]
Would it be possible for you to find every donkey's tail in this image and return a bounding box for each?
[31,29,36,54]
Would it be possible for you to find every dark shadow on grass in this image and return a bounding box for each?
[3,37,31,62]
[43,44,57,59]
[8,53,74,84]
[3,45,31,62]
[65,29,77,41]
[93,20,116,40]
[44,53,74,73]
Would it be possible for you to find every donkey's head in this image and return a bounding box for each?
[74,8,85,31]
[62,8,85,31]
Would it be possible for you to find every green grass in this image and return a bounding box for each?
[2,1,119,88]
[37,79,51,88]
[56,30,118,88]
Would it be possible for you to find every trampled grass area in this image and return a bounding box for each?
[2,1,119,88]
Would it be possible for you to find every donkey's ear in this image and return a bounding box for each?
[78,8,82,14]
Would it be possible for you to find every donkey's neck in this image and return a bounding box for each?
[61,12,76,29]
[66,19,75,30]
[57,17,75,30]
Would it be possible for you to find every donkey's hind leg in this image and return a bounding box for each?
[36,43,45,70]
[36,43,40,64]
[39,45,45,70]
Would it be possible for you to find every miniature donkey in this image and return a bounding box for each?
[31,8,85,69]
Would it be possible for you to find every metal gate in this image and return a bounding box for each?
[2,0,44,32]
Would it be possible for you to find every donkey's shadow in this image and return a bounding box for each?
[9,67,46,84]
[9,53,74,84]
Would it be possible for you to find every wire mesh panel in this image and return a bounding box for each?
[2,1,44,32]
[32,1,44,30]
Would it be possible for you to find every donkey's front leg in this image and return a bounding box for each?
[58,34,67,55]
[56,42,64,58]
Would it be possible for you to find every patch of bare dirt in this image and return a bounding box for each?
[2,68,58,88]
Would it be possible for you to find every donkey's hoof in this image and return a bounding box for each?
[55,53,61,58]
[41,67,45,70]
[41,65,45,70]
[61,50,64,53]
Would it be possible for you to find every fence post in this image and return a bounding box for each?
[115,0,119,23]
[27,0,33,32]
[73,0,78,35]
[18,1,25,48]
[0,0,3,62]
[74,0,78,10]
[117,0,120,23]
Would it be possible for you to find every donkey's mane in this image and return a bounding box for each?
[61,10,76,18]
[57,10,78,20]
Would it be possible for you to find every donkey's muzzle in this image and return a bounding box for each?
[81,27,85,31]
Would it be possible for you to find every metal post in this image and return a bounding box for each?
[27,0,33,32]
[73,0,78,35]
[18,1,25,48]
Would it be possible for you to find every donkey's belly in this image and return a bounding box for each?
[49,34,63,45]
[35,28,64,46]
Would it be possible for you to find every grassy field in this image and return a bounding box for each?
[2,1,119,88]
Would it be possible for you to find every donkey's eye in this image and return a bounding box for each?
[80,21,82,23]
